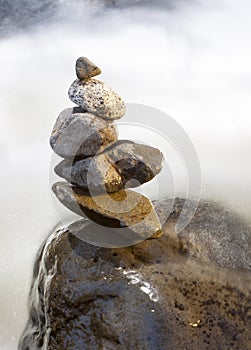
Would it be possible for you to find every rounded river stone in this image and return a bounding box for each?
[50,107,118,159]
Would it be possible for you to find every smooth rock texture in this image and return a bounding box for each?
[55,140,164,193]
[19,198,251,350]
[52,181,162,239]
[68,78,126,120]
[50,107,118,159]
[76,57,102,80]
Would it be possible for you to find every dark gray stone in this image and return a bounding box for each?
[19,198,251,349]
[50,107,118,159]
[55,140,164,193]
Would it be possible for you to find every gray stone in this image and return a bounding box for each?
[50,107,118,159]
[68,78,126,120]
[55,140,164,193]
[52,181,162,240]
[76,57,102,80]
[19,199,251,349]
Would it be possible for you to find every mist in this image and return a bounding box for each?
[0,0,251,348]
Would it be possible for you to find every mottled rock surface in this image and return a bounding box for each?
[50,107,118,159]
[68,79,126,120]
[19,198,251,350]
[55,140,164,193]
[76,57,102,80]
[153,198,251,270]
[52,182,162,239]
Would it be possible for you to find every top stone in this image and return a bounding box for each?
[76,57,102,80]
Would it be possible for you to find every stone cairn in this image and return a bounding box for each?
[50,57,164,241]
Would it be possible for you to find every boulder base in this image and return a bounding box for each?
[19,199,251,350]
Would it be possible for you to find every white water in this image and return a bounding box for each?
[0,0,251,348]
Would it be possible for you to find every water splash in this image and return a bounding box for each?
[123,270,159,302]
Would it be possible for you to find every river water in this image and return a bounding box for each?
[0,0,251,348]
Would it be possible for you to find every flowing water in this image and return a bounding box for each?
[0,0,251,348]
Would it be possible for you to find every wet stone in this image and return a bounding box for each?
[68,78,126,120]
[50,108,118,159]
[19,198,251,349]
[54,140,164,193]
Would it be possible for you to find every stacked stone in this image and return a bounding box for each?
[50,57,164,240]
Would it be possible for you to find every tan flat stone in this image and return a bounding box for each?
[52,181,162,239]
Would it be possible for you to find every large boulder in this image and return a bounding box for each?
[153,198,251,270]
[19,198,251,349]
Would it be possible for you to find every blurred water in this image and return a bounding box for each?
[0,0,251,348]
[0,0,183,37]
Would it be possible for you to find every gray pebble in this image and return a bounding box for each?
[50,108,118,159]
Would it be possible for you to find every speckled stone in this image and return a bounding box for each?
[54,140,164,193]
[68,79,126,120]
[19,198,251,349]
[52,181,162,240]
[50,107,118,159]
[76,57,102,80]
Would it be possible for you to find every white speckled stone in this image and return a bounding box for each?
[68,79,126,120]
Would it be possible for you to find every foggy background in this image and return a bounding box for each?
[0,0,251,348]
